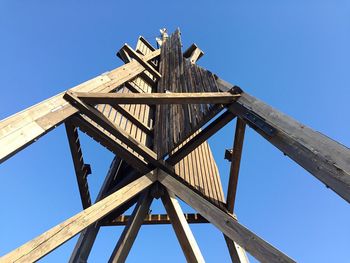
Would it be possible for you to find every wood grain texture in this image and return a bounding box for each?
[158,170,295,263]
[1,171,157,263]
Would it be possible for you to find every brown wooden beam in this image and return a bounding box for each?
[158,170,295,263]
[217,77,350,203]
[0,49,160,164]
[183,43,204,64]
[74,92,240,105]
[108,191,153,263]
[161,189,205,263]
[104,213,208,226]
[1,171,157,262]
[65,120,92,209]
[226,118,246,212]
[167,110,236,165]
[121,44,161,80]
[70,115,149,173]
[64,92,158,164]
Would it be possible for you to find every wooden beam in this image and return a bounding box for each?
[69,157,124,263]
[224,236,250,263]
[217,77,350,203]
[108,191,153,263]
[167,110,236,165]
[74,92,240,105]
[71,115,149,173]
[104,213,208,226]
[64,92,158,164]
[226,118,246,212]
[121,44,161,79]
[111,104,153,135]
[161,189,205,263]
[0,49,160,164]
[158,170,295,263]
[183,43,204,64]
[65,120,92,209]
[1,171,157,263]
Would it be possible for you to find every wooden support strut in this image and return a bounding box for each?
[157,170,295,263]
[0,171,157,263]
[0,49,160,164]
[216,77,350,203]
[161,188,205,263]
[74,91,240,105]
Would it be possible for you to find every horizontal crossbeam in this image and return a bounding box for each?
[104,213,208,226]
[74,92,240,105]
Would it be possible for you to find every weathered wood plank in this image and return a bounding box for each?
[108,191,153,263]
[183,43,204,64]
[217,77,350,203]
[104,213,208,226]
[0,50,160,164]
[74,91,240,105]
[1,171,157,263]
[161,189,205,263]
[158,170,295,263]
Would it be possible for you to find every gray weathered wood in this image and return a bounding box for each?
[158,170,295,263]
[108,191,153,263]
[217,77,350,203]
[161,189,205,263]
[1,171,157,263]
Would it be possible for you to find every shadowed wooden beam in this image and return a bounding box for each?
[104,213,208,226]
[64,92,158,164]
[0,49,160,164]
[69,157,124,263]
[74,92,240,105]
[1,171,157,263]
[167,110,236,165]
[158,170,295,263]
[71,115,149,173]
[121,44,161,79]
[224,236,250,263]
[108,191,153,263]
[217,77,350,203]
[161,189,205,263]
[183,43,204,64]
[65,120,92,209]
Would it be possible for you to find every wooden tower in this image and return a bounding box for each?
[1,29,349,263]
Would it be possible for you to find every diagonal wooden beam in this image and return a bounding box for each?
[108,191,153,263]
[121,44,161,80]
[64,92,158,164]
[183,43,204,64]
[74,92,240,105]
[167,110,236,165]
[161,188,205,263]
[224,236,250,263]
[65,120,92,209]
[217,77,350,203]
[157,170,295,263]
[0,171,157,263]
[70,115,149,173]
[0,49,160,164]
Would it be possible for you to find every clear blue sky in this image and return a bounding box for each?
[1,1,350,262]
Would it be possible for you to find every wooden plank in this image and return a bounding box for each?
[167,110,236,165]
[71,115,149,173]
[64,92,158,164]
[161,189,205,263]
[0,49,160,164]
[122,44,161,79]
[217,78,350,203]
[74,91,240,105]
[1,171,157,263]
[183,43,204,63]
[224,236,250,263]
[226,118,246,212]
[104,213,208,226]
[158,170,295,263]
[108,191,153,263]
[65,120,92,209]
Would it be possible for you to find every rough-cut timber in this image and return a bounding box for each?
[154,29,224,157]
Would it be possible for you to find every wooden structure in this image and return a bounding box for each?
[1,28,350,263]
